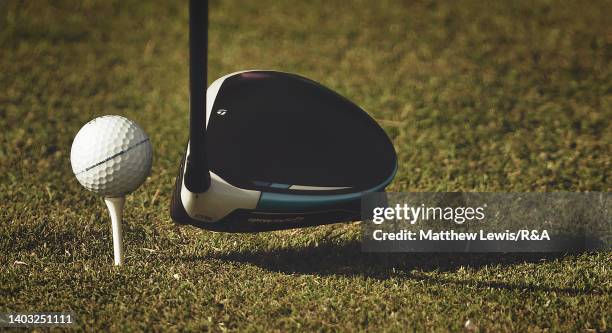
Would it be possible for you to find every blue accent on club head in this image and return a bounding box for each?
[257,163,397,210]
[270,183,291,189]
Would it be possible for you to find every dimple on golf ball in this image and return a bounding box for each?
[71,115,153,197]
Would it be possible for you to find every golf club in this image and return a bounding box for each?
[170,0,397,232]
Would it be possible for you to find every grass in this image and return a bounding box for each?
[0,0,610,331]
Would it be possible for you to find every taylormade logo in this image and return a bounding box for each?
[248,216,305,223]
[372,204,486,225]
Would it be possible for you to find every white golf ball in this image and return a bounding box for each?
[70,115,153,197]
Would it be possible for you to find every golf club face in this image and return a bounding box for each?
[170,70,397,232]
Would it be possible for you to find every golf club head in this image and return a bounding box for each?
[171,70,397,232]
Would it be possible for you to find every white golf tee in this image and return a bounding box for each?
[104,196,125,266]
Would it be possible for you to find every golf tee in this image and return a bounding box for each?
[104,196,126,266]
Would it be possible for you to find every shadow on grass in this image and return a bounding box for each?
[173,239,602,296]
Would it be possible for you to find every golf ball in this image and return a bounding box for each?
[70,115,153,197]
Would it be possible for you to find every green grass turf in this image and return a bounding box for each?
[1,0,610,331]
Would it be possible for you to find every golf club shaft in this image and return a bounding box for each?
[184,0,211,193]
[104,196,125,266]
